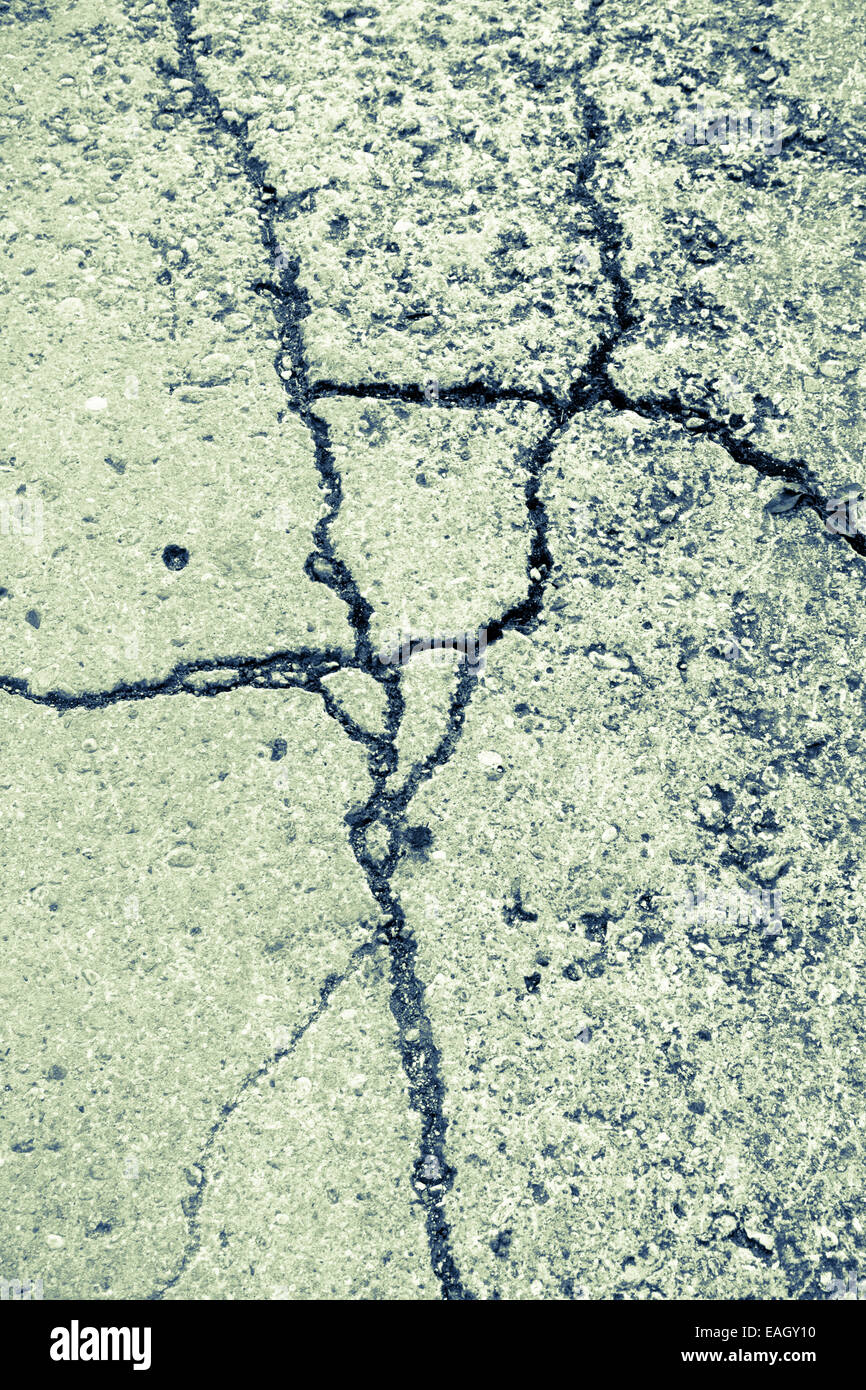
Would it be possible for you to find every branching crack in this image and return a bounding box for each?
[8,0,860,1305]
[156,0,495,1301]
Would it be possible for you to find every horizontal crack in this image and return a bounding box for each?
[0,647,352,712]
[0,364,855,720]
[311,380,562,414]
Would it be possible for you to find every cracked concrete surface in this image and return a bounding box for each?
[0,0,863,1301]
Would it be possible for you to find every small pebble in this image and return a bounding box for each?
[166,848,196,868]
[309,555,335,583]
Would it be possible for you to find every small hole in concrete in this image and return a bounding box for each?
[162,544,190,571]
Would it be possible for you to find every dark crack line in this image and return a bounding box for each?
[344,661,481,1299]
[331,392,567,1296]
[0,647,350,712]
[147,955,370,1300]
[0,647,389,762]
[540,1,866,568]
[311,380,560,412]
[554,0,866,566]
[159,0,475,1300]
[156,0,375,671]
[10,0,856,1306]
[592,384,866,560]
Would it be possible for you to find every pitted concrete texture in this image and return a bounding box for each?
[192,0,605,395]
[0,690,379,1297]
[318,396,550,652]
[0,0,863,1301]
[395,411,866,1298]
[0,0,350,693]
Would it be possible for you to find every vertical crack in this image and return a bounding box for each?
[567,0,641,412]
[161,0,373,662]
[346,662,479,1300]
[158,0,472,1298]
[153,0,699,1302]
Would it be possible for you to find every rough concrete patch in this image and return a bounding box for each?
[167,959,438,1300]
[0,688,378,1298]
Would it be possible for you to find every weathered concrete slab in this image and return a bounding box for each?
[0,689,378,1298]
[1,0,864,1307]
[395,410,866,1298]
[0,0,349,695]
[191,0,607,395]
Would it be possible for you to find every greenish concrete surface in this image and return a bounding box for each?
[0,0,350,694]
[318,397,547,652]
[194,0,605,395]
[166,962,437,1300]
[584,1,866,481]
[321,666,388,736]
[0,0,864,1304]
[0,690,379,1297]
[394,647,462,784]
[396,410,866,1297]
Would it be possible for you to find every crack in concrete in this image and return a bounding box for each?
[344,662,479,1298]
[596,386,865,557]
[311,380,560,411]
[0,648,347,709]
[6,0,860,1302]
[156,0,485,1301]
[152,0,863,1304]
[147,954,370,1300]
